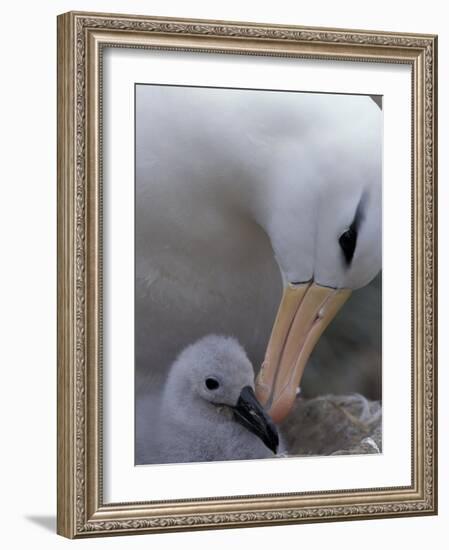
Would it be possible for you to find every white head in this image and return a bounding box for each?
[264,94,382,290]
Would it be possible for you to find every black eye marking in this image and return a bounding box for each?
[339,221,357,264]
[205,377,220,390]
[339,192,367,265]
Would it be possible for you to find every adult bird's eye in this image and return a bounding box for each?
[339,222,357,264]
[205,377,220,390]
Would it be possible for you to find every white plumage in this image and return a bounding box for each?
[137,86,382,291]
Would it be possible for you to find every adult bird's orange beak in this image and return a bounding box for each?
[255,282,351,423]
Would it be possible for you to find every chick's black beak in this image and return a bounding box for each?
[232,386,279,454]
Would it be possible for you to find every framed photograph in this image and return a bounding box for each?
[57,11,438,538]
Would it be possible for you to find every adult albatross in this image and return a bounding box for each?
[136,85,382,425]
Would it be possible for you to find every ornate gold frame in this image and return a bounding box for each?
[57,11,438,538]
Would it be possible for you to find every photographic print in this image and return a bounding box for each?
[135,84,382,466]
[57,12,437,537]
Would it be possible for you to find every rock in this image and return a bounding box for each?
[280,394,382,456]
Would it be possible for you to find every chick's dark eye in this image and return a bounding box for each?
[339,223,357,265]
[205,377,220,390]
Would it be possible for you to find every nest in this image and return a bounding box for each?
[280,394,382,456]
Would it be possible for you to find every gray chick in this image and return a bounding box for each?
[143,335,282,464]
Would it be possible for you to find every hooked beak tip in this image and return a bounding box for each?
[233,386,279,454]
